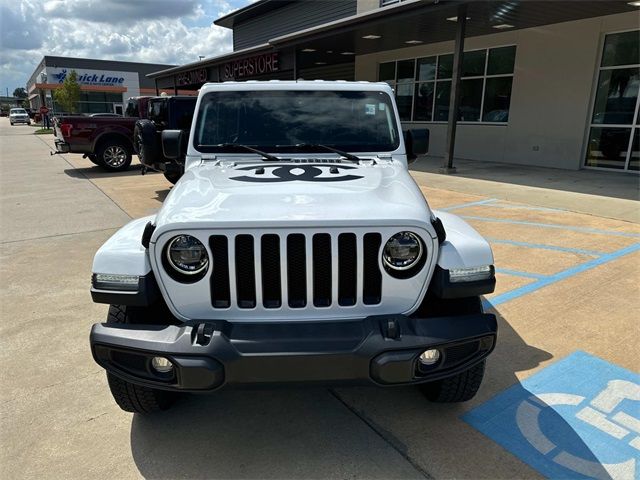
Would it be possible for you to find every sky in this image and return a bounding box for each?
[0,0,256,95]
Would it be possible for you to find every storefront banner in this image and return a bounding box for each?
[176,68,208,86]
[222,52,279,80]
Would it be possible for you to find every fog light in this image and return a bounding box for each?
[151,356,173,373]
[419,349,440,366]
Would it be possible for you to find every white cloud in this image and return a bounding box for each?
[0,0,252,92]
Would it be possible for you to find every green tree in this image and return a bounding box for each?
[53,70,81,112]
[13,87,27,99]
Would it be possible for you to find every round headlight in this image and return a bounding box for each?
[383,232,423,271]
[166,235,209,275]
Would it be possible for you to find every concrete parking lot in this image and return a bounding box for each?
[1,117,638,479]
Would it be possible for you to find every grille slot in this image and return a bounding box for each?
[209,231,386,310]
[209,236,230,308]
[287,234,307,308]
[235,235,256,308]
[261,234,281,308]
[363,233,382,305]
[312,234,332,307]
[338,233,357,306]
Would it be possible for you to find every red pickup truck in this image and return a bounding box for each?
[53,97,151,172]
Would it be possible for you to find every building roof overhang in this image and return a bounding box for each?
[147,43,273,79]
[150,0,638,80]
[271,0,637,61]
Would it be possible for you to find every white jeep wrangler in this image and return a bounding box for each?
[89,81,497,414]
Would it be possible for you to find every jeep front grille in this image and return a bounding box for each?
[208,232,383,310]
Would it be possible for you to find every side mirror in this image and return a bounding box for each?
[404,129,430,164]
[161,130,185,160]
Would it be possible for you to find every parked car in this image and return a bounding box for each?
[89,81,497,414]
[9,108,31,125]
[52,96,152,171]
[134,96,197,183]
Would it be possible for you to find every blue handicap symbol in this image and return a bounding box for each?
[464,351,640,480]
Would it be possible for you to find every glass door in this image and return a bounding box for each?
[585,30,639,172]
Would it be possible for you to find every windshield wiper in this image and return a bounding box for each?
[281,143,361,162]
[199,143,281,162]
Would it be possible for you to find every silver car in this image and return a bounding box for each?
[9,108,31,125]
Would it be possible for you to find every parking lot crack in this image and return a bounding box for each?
[0,227,119,245]
[34,135,132,220]
[328,389,434,479]
[1,370,104,407]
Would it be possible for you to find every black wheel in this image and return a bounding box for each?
[163,169,183,184]
[96,139,132,172]
[105,305,177,413]
[418,360,486,403]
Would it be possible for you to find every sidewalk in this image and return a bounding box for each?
[410,156,639,223]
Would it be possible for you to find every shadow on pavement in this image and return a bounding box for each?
[154,188,171,203]
[63,163,159,180]
[130,387,424,479]
[411,155,640,201]
[128,310,613,479]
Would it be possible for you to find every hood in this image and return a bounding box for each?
[153,159,433,233]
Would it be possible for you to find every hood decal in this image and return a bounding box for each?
[230,164,364,183]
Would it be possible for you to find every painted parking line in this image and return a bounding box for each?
[485,203,569,213]
[495,268,548,280]
[439,198,498,211]
[464,351,640,480]
[485,242,640,307]
[460,216,640,238]
[487,238,604,257]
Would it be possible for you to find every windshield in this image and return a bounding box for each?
[11,109,26,114]
[194,90,400,153]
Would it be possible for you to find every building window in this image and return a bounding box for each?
[378,45,516,123]
[585,30,639,171]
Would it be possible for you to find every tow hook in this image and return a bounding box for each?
[194,323,215,346]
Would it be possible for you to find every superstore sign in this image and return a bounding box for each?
[223,52,279,80]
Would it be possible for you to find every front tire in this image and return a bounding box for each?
[418,360,486,403]
[416,295,488,402]
[163,169,183,184]
[105,305,177,413]
[97,140,132,172]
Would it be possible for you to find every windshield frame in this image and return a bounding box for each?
[192,89,401,155]
[10,108,27,115]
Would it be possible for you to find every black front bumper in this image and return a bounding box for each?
[90,313,497,392]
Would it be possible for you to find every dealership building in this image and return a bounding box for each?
[26,57,178,115]
[150,0,640,173]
